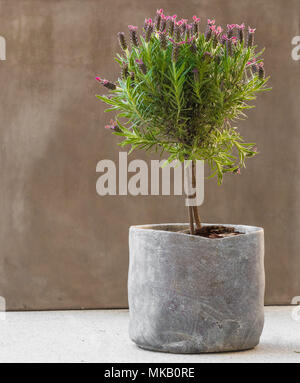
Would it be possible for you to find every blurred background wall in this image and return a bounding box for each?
[0,0,299,309]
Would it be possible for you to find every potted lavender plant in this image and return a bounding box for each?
[96,9,270,353]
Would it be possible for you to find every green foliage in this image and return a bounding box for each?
[96,15,270,183]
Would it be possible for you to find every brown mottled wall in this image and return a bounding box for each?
[0,0,299,309]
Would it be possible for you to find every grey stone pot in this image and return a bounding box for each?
[128,223,265,354]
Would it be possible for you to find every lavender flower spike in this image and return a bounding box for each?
[136,59,147,75]
[227,24,235,39]
[258,62,265,79]
[226,38,233,56]
[159,31,167,50]
[155,9,163,31]
[185,24,192,40]
[172,43,180,62]
[205,18,215,40]
[236,23,245,43]
[105,119,121,132]
[174,22,181,42]
[160,14,167,32]
[190,41,197,54]
[168,16,175,37]
[192,16,201,36]
[96,77,116,90]
[221,34,228,45]
[247,27,256,48]
[128,25,139,47]
[117,32,127,51]
[121,63,129,80]
[145,19,154,43]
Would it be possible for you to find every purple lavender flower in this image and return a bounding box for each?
[172,43,180,62]
[236,23,245,43]
[136,59,147,74]
[221,34,228,45]
[128,25,139,47]
[105,119,121,132]
[249,58,258,74]
[96,77,116,90]
[121,63,129,79]
[247,27,256,48]
[117,32,127,51]
[231,36,238,45]
[143,18,149,33]
[227,24,236,39]
[211,25,223,47]
[145,19,154,43]
[174,21,181,42]
[180,19,188,34]
[258,62,265,79]
[205,19,215,40]
[159,31,168,50]
[226,38,233,56]
[185,24,192,40]
[190,41,197,53]
[205,28,212,41]
[192,16,201,36]
[167,15,176,36]
[155,9,163,31]
[233,168,241,175]
[160,14,167,32]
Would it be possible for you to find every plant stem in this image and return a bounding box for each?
[192,206,202,231]
[188,206,195,235]
[185,159,195,235]
[192,160,202,231]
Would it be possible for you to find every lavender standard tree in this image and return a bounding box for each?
[96,9,270,235]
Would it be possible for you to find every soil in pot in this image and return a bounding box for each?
[178,225,243,238]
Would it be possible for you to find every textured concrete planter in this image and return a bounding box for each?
[128,223,265,353]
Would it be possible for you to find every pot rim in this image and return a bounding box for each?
[130,223,263,241]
